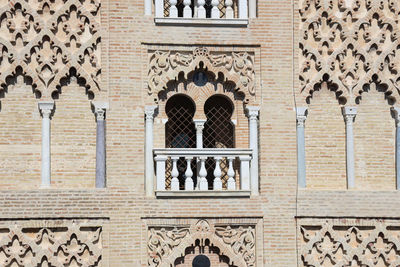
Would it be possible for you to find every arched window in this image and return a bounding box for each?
[165,94,196,189]
[204,95,235,149]
[165,94,196,149]
[203,95,235,189]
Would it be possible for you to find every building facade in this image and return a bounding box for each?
[0,0,399,266]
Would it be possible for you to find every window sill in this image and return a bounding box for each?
[154,17,248,27]
[155,190,251,198]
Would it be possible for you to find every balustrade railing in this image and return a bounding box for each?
[155,0,248,20]
[154,148,252,192]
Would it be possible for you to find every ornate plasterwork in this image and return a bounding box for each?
[0,220,102,266]
[147,47,256,98]
[0,0,101,98]
[299,0,400,105]
[147,219,257,267]
[299,219,400,267]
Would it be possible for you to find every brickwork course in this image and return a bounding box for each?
[0,0,399,266]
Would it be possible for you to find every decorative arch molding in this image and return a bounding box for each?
[146,46,258,104]
[146,218,262,267]
[0,0,101,99]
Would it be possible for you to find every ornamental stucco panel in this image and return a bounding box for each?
[0,0,101,98]
[0,220,103,266]
[145,45,259,104]
[145,218,263,267]
[299,0,400,105]
[299,218,400,267]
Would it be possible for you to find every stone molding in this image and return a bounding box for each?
[0,0,101,99]
[299,218,400,267]
[146,46,256,101]
[0,219,103,266]
[145,217,262,267]
[299,0,400,105]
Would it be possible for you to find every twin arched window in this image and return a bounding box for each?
[164,93,235,190]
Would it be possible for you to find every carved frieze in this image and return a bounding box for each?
[0,220,103,266]
[146,218,259,267]
[299,0,400,104]
[147,47,256,98]
[0,0,101,97]
[299,219,400,267]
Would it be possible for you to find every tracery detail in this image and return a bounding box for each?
[299,0,400,104]
[0,0,101,98]
[300,219,400,267]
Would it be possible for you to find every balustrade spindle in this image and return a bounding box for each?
[183,0,192,18]
[227,157,235,190]
[198,157,208,190]
[185,157,194,190]
[213,157,222,190]
[211,0,219,18]
[197,0,206,18]
[171,157,180,190]
[169,0,178,18]
[225,0,234,18]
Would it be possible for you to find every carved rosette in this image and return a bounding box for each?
[300,219,400,267]
[147,219,257,267]
[0,0,101,98]
[0,222,102,266]
[299,0,400,105]
[147,47,256,99]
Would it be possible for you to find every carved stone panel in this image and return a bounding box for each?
[0,0,101,98]
[144,218,263,267]
[145,45,259,103]
[298,218,400,267]
[0,219,103,266]
[299,0,400,105]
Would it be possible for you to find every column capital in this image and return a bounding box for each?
[92,101,109,121]
[391,107,400,127]
[145,105,158,120]
[342,106,357,123]
[194,119,206,131]
[245,106,260,119]
[296,107,308,127]
[38,101,55,119]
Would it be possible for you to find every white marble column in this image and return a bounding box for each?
[38,101,55,188]
[92,102,109,188]
[342,106,357,189]
[145,106,158,196]
[391,107,400,190]
[246,106,260,195]
[296,107,308,188]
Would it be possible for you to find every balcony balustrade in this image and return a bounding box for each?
[154,0,249,25]
[154,148,252,196]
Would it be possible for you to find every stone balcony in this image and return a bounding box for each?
[153,148,253,197]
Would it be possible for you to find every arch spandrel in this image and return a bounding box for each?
[147,47,257,105]
[147,219,258,267]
